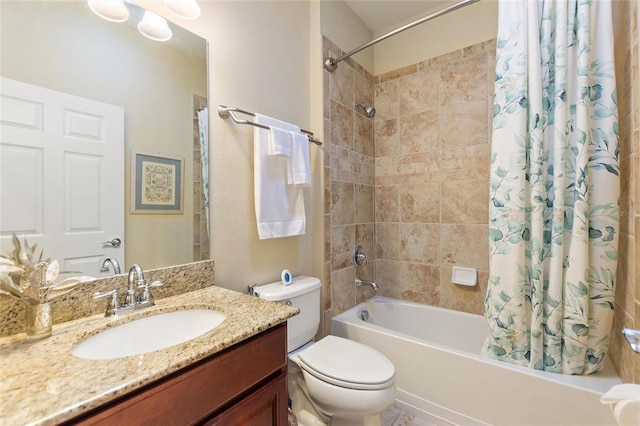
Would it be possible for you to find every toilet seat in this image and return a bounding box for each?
[297,335,395,391]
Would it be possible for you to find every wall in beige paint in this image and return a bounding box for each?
[320,0,374,73]
[372,0,498,75]
[318,0,497,77]
[139,1,323,293]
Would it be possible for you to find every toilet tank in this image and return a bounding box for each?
[256,276,321,352]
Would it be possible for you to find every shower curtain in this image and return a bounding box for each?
[197,107,210,238]
[484,0,619,375]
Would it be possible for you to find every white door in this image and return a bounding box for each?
[0,78,124,277]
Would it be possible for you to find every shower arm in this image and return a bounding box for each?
[324,0,480,72]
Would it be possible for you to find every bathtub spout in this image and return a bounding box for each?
[355,277,378,291]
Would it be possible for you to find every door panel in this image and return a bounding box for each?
[0,77,124,277]
[0,144,44,234]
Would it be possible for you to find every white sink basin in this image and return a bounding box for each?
[72,309,226,360]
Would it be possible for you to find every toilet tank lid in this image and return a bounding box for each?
[256,276,321,301]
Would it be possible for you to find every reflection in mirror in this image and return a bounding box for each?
[0,0,209,279]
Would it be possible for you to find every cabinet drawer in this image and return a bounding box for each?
[71,324,287,425]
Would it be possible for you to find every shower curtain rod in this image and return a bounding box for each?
[324,0,480,72]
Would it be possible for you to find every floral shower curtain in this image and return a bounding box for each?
[197,107,210,238]
[484,0,619,375]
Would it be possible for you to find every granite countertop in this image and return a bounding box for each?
[0,285,298,425]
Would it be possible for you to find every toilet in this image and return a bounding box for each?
[257,276,396,426]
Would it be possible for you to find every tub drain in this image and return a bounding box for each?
[359,309,369,321]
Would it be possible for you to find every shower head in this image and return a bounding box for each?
[355,102,376,118]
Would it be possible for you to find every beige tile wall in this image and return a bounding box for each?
[372,39,496,315]
[322,37,495,323]
[610,0,640,385]
[323,37,376,335]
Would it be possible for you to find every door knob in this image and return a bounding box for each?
[102,238,122,247]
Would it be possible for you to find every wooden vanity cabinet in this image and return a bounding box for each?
[68,323,288,426]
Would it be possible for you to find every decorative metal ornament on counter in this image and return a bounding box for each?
[0,234,93,340]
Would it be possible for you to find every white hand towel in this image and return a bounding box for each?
[255,113,295,157]
[287,131,311,186]
[269,126,292,157]
[254,114,306,239]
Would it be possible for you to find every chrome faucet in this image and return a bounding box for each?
[93,264,163,317]
[355,277,378,292]
[126,264,146,306]
[100,257,121,275]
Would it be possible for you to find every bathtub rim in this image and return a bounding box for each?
[331,295,621,396]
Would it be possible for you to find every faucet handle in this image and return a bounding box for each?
[93,289,119,301]
[137,280,163,305]
[148,280,163,288]
[93,289,121,317]
[353,245,368,267]
[137,280,163,291]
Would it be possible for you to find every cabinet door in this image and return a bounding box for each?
[212,373,287,426]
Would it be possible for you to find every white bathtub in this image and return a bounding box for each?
[331,296,620,426]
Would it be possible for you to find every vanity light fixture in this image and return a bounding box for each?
[137,11,173,41]
[87,0,129,23]
[164,0,201,20]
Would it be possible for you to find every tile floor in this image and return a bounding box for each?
[380,404,438,426]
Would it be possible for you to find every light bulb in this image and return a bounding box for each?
[137,11,172,42]
[164,0,201,20]
[87,0,129,22]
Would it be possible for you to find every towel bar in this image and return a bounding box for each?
[218,105,322,146]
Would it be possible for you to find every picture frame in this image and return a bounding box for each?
[131,150,183,214]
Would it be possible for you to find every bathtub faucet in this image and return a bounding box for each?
[355,277,378,292]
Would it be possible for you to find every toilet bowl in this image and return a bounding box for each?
[255,276,396,426]
[290,336,396,424]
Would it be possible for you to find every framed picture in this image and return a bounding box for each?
[131,150,183,214]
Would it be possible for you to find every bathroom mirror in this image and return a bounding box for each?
[0,1,208,276]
